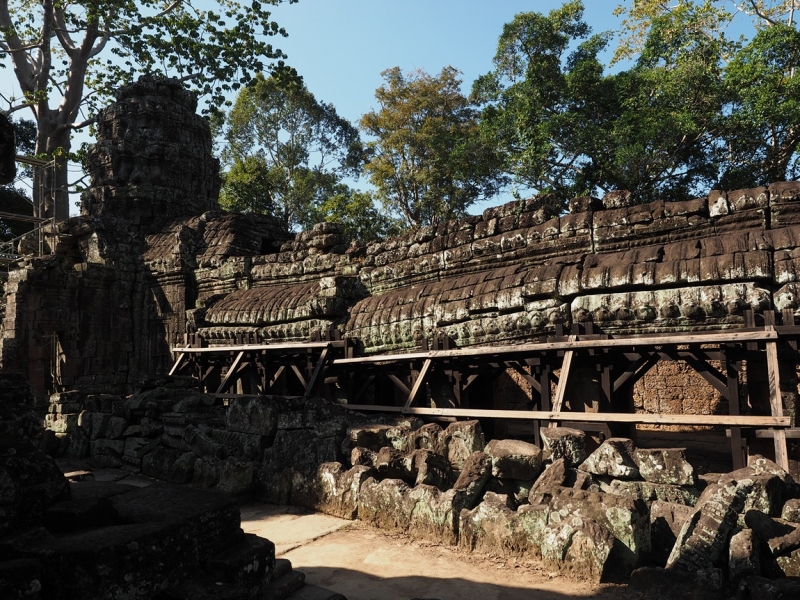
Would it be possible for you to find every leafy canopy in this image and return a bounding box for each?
[220,72,394,238]
[0,0,296,218]
[361,66,504,228]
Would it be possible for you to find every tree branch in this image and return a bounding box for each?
[52,5,77,55]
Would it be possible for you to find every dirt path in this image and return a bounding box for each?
[239,503,634,600]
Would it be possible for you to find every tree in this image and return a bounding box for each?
[615,1,800,189]
[220,72,364,232]
[474,1,724,208]
[360,66,504,229]
[0,0,296,221]
[0,117,36,243]
[312,187,402,242]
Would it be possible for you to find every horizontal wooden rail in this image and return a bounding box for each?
[339,405,791,427]
[333,329,779,366]
[171,342,335,354]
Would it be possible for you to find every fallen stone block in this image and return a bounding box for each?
[484,439,542,480]
[292,463,373,520]
[357,477,465,544]
[452,451,491,509]
[0,449,70,537]
[192,457,255,496]
[775,548,800,576]
[532,487,650,573]
[579,438,638,479]
[458,496,549,557]
[184,426,228,459]
[439,420,484,470]
[484,477,535,507]
[350,446,377,468]
[410,449,453,489]
[739,575,800,600]
[729,528,760,585]
[0,558,43,600]
[408,422,443,454]
[634,448,695,485]
[123,436,160,459]
[606,480,700,506]
[541,515,615,583]
[539,428,586,467]
[104,416,129,440]
[666,478,753,571]
[141,447,197,484]
[341,424,392,454]
[650,501,695,566]
[225,397,277,439]
[745,510,800,556]
[784,498,800,523]
[528,458,568,498]
[210,429,266,461]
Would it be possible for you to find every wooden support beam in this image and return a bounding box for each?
[290,364,308,389]
[167,352,187,377]
[404,358,432,410]
[353,375,375,403]
[549,338,576,428]
[614,352,658,393]
[303,346,330,398]
[387,374,411,397]
[505,361,541,393]
[215,351,245,394]
[340,405,792,426]
[766,333,790,470]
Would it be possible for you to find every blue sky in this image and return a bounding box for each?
[269,0,625,123]
[267,0,627,212]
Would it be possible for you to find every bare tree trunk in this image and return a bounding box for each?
[33,119,71,221]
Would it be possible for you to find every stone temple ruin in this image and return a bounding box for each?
[2,76,800,598]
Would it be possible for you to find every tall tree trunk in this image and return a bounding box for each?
[32,119,71,221]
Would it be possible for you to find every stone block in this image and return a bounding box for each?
[110,483,242,561]
[740,576,800,600]
[634,448,695,485]
[44,413,79,434]
[541,515,615,583]
[0,449,71,537]
[104,416,129,440]
[438,420,484,471]
[629,566,724,600]
[123,436,159,459]
[192,457,255,496]
[540,427,586,467]
[183,426,227,459]
[729,528,760,585]
[650,501,695,567]
[357,477,466,544]
[528,458,568,498]
[783,498,800,523]
[341,424,392,454]
[141,447,196,484]
[225,397,277,438]
[210,429,266,461]
[292,462,373,520]
[745,510,800,557]
[205,532,275,590]
[484,477,536,507]
[666,478,753,571]
[65,430,90,460]
[350,446,377,468]
[452,451,492,509]
[775,548,800,576]
[408,423,443,453]
[579,438,638,479]
[0,558,44,600]
[606,480,700,506]
[484,439,542,480]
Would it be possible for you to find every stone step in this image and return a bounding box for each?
[260,570,305,600]
[285,583,347,600]
[205,533,276,589]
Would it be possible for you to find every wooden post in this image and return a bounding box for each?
[765,327,790,470]
[549,338,576,428]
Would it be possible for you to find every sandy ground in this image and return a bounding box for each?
[239,502,634,600]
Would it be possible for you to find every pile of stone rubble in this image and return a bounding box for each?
[36,382,800,597]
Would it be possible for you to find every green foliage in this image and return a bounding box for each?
[720,23,800,187]
[220,72,387,238]
[313,188,402,242]
[0,118,36,242]
[0,0,296,218]
[361,66,504,228]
